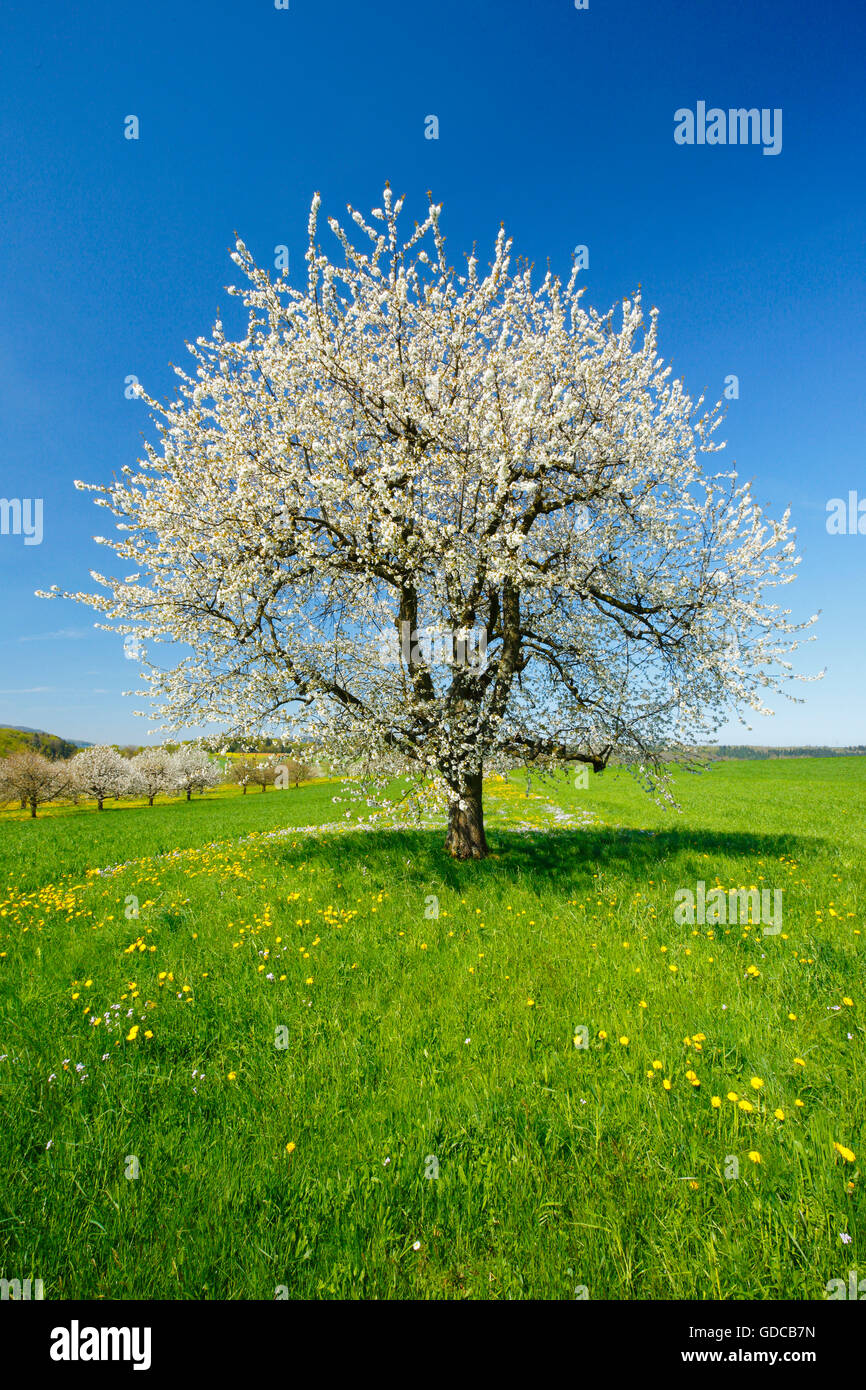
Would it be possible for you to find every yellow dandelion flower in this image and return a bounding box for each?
[774,1109,785,1121]
[126,1025,139,1041]
[834,1143,856,1163]
[227,1071,237,1081]
[738,1099,754,1112]
[662,1078,672,1090]
[750,1077,764,1090]
[652,1060,663,1070]
[286,1142,296,1153]
[711,1096,722,1108]
[747,1151,762,1164]
[619,1036,629,1046]
[793,1058,805,1067]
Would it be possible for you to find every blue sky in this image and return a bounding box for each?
[0,0,863,746]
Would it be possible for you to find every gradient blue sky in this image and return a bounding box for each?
[1,0,864,745]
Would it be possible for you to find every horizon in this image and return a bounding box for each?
[2,721,865,756]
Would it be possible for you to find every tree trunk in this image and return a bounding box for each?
[242,784,247,794]
[97,797,104,811]
[261,782,266,792]
[186,788,191,801]
[444,773,489,860]
[149,795,154,806]
[30,798,37,818]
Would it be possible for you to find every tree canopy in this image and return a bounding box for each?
[42,187,815,856]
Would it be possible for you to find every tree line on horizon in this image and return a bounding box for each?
[0,725,318,759]
[704,745,866,760]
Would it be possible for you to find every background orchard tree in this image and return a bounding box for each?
[0,759,23,810]
[278,756,315,789]
[44,187,815,858]
[131,747,174,806]
[71,745,138,811]
[0,750,71,818]
[227,754,256,794]
[168,746,221,800]
[248,758,278,793]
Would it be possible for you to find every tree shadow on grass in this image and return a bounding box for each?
[273,822,819,896]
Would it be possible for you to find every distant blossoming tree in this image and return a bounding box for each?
[167,746,222,800]
[0,750,71,818]
[130,748,174,806]
[70,745,137,811]
[280,756,315,788]
[248,757,279,793]
[42,188,815,857]
[227,754,257,794]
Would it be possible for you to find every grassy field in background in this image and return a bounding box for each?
[0,758,863,1299]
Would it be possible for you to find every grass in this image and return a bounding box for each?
[0,781,343,892]
[0,757,863,1299]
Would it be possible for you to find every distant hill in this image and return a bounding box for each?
[0,727,92,759]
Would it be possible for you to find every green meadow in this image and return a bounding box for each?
[0,758,863,1299]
